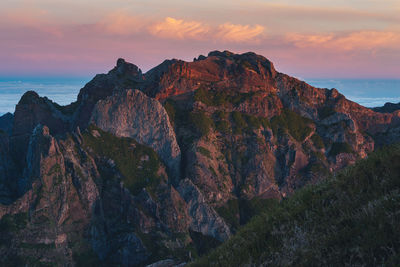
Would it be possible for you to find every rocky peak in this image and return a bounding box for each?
[20,124,55,195]
[141,50,278,99]
[10,91,70,173]
[373,102,400,113]
[18,91,41,104]
[113,58,142,77]
[74,58,145,129]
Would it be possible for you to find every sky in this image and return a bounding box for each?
[0,0,399,79]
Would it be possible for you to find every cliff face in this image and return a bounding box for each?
[1,50,399,266]
[90,89,181,181]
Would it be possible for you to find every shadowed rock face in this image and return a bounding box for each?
[10,92,71,179]
[1,50,400,266]
[0,113,13,135]
[373,102,400,113]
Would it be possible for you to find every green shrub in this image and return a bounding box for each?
[319,106,336,119]
[230,92,256,106]
[83,126,161,195]
[216,199,240,230]
[231,112,247,133]
[163,100,176,125]
[73,248,101,267]
[329,142,354,157]
[194,87,227,106]
[271,109,313,141]
[192,144,400,266]
[0,212,28,232]
[189,230,222,256]
[190,111,214,136]
[215,120,231,134]
[230,112,269,134]
[311,133,325,149]
[216,198,279,232]
[214,110,227,120]
[194,87,259,107]
[198,147,212,158]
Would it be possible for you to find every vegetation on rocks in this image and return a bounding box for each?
[194,87,259,107]
[329,142,354,157]
[83,125,162,195]
[192,144,400,266]
[230,111,270,134]
[0,212,27,233]
[216,198,279,232]
[271,109,313,141]
[189,111,214,136]
[311,133,325,149]
[197,146,212,158]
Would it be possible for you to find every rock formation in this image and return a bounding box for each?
[1,50,399,266]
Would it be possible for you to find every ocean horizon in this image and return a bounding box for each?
[0,77,399,116]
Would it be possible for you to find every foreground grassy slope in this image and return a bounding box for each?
[192,144,400,266]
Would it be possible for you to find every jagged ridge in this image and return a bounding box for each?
[0,50,399,266]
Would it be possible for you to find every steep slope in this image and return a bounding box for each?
[192,144,400,266]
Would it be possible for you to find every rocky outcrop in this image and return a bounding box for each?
[142,51,278,100]
[0,112,13,135]
[373,102,400,113]
[178,179,231,242]
[90,89,181,180]
[10,92,71,175]
[73,58,144,129]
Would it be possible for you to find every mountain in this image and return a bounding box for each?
[191,144,400,266]
[0,51,399,266]
[373,102,400,113]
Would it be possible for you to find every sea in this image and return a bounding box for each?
[0,77,399,116]
[0,77,89,115]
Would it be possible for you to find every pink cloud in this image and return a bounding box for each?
[287,31,400,51]
[217,23,265,42]
[148,17,210,40]
[0,7,398,79]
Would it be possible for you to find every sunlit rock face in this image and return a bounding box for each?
[90,89,181,181]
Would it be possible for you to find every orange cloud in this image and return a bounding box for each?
[286,33,334,48]
[148,17,210,40]
[333,31,400,50]
[217,23,265,42]
[148,17,264,42]
[287,31,400,51]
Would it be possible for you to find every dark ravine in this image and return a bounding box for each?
[0,50,399,266]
